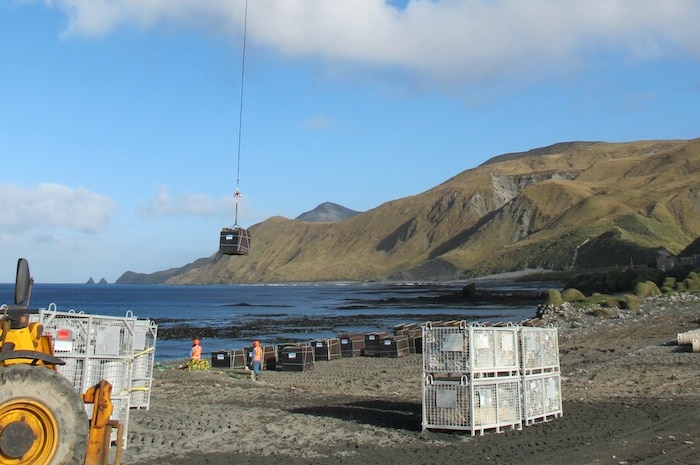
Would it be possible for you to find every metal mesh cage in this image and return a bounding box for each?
[422,376,470,430]
[39,306,157,449]
[421,321,562,434]
[422,375,523,434]
[422,322,469,374]
[520,327,560,375]
[522,372,563,425]
[469,326,519,376]
[471,378,522,432]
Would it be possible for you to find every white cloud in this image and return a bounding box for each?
[45,0,700,85]
[0,183,117,233]
[138,185,237,218]
[53,0,213,36]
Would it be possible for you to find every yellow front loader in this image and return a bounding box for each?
[0,259,121,465]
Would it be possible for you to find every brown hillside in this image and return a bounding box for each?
[156,138,700,284]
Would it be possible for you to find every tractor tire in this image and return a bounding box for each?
[0,364,89,465]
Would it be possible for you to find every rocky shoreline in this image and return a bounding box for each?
[154,283,548,341]
[538,291,700,340]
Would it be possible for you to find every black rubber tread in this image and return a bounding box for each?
[0,364,88,465]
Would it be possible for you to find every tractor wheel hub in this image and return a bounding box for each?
[0,420,35,458]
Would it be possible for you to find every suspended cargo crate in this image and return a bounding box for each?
[338,333,365,357]
[522,372,563,425]
[422,375,522,435]
[311,338,341,361]
[219,226,251,256]
[277,343,314,372]
[520,326,560,375]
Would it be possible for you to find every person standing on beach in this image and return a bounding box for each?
[190,338,202,361]
[251,340,263,381]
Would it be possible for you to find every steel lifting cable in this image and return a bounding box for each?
[233,0,249,227]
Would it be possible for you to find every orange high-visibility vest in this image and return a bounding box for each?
[191,344,202,360]
[252,346,263,362]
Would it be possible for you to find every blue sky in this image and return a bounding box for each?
[1,0,699,283]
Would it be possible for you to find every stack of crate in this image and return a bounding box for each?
[422,322,522,435]
[519,326,562,425]
[422,322,562,434]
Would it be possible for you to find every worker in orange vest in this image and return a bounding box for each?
[190,338,202,361]
[251,340,263,381]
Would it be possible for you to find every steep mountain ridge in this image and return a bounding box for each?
[295,202,361,222]
[117,138,700,284]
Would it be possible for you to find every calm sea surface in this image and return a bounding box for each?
[0,280,546,361]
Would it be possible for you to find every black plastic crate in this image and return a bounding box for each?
[211,349,247,369]
[375,335,410,358]
[277,344,315,371]
[364,332,391,357]
[310,338,341,361]
[338,333,365,357]
[409,334,423,354]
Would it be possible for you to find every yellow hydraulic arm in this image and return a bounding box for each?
[83,380,122,465]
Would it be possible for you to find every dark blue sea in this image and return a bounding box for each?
[0,279,549,361]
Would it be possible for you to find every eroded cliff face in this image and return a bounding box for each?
[119,138,700,284]
[489,170,579,207]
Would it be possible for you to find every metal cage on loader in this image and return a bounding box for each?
[0,258,157,465]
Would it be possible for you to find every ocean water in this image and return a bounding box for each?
[0,280,545,361]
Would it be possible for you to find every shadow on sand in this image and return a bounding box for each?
[288,399,422,432]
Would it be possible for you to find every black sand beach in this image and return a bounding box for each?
[123,293,700,465]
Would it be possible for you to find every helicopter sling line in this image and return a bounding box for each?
[220,0,251,256]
